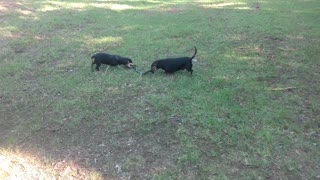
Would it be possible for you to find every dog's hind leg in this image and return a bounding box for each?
[186,64,193,75]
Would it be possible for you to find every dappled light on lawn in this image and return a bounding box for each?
[93,36,123,45]
[39,1,87,12]
[81,36,124,51]
[201,2,249,10]
[91,3,134,11]
[0,148,103,179]
[1,0,319,178]
[0,26,20,39]
[37,0,164,12]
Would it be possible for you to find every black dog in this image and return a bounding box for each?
[143,47,197,75]
[91,53,134,71]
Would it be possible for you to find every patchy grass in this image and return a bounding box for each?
[0,0,319,179]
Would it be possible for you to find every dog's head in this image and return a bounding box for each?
[150,61,159,73]
[125,58,134,68]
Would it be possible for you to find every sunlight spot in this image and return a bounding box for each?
[0,26,20,39]
[110,4,132,10]
[40,4,60,12]
[0,149,55,179]
[18,15,40,20]
[0,5,8,12]
[94,36,123,44]
[37,0,167,12]
[234,7,250,10]
[81,36,123,50]
[34,35,47,41]
[17,9,32,15]
[17,9,39,20]
[90,3,134,11]
[0,148,103,179]
[39,1,88,12]
[202,2,248,9]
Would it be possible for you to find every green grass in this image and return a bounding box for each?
[0,0,319,179]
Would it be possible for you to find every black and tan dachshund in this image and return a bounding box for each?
[143,47,197,75]
[91,52,134,72]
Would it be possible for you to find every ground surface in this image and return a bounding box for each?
[0,0,319,179]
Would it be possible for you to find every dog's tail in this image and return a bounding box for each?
[91,55,96,72]
[190,47,197,60]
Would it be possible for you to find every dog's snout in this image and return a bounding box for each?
[127,63,134,67]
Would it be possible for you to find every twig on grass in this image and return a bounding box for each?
[269,87,297,91]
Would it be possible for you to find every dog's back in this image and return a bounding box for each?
[92,53,120,66]
[91,53,110,60]
[144,47,197,75]
[156,57,191,73]
[91,52,134,71]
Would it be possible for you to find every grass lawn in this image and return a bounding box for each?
[0,0,319,179]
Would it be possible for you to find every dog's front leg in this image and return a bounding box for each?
[105,65,110,73]
[96,63,101,71]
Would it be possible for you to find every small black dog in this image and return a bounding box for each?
[143,47,197,75]
[91,53,134,71]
